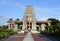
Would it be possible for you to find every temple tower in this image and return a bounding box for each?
[23,5,36,31]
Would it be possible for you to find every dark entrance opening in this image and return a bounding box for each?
[37,27,39,31]
[27,26,29,29]
[27,22,32,29]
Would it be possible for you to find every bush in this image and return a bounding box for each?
[0,30,17,40]
[0,33,4,39]
[0,32,9,39]
[7,30,17,35]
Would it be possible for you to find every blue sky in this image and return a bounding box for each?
[0,0,60,25]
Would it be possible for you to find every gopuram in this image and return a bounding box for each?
[7,5,51,33]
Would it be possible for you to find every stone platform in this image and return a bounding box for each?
[18,30,40,34]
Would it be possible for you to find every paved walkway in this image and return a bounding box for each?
[0,33,49,41]
[23,32,34,41]
[32,34,48,41]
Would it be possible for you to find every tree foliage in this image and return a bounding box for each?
[41,18,60,39]
[48,18,59,25]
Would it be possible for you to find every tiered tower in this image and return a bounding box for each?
[22,5,36,31]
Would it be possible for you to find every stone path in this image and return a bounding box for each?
[32,34,48,41]
[0,33,49,41]
[23,32,34,41]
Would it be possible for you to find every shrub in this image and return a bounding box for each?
[0,30,17,40]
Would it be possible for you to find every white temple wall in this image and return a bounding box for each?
[32,21,36,30]
[22,21,27,30]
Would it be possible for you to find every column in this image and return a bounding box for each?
[41,24,45,31]
[8,23,11,30]
[32,21,36,30]
[8,23,13,30]
[10,23,13,29]
[38,25,40,31]
[48,22,51,26]
[13,24,18,31]
[22,21,26,30]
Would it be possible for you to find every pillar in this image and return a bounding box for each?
[41,24,46,31]
[8,23,13,30]
[10,23,13,29]
[48,22,51,26]
[8,23,11,30]
[13,24,18,31]
[32,21,36,30]
[22,21,26,30]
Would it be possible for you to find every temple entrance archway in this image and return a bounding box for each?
[27,22,32,29]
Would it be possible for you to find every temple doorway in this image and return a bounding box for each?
[27,22,32,29]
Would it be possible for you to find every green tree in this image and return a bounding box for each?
[2,25,8,29]
[48,18,59,25]
[56,22,60,31]
[48,18,60,31]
